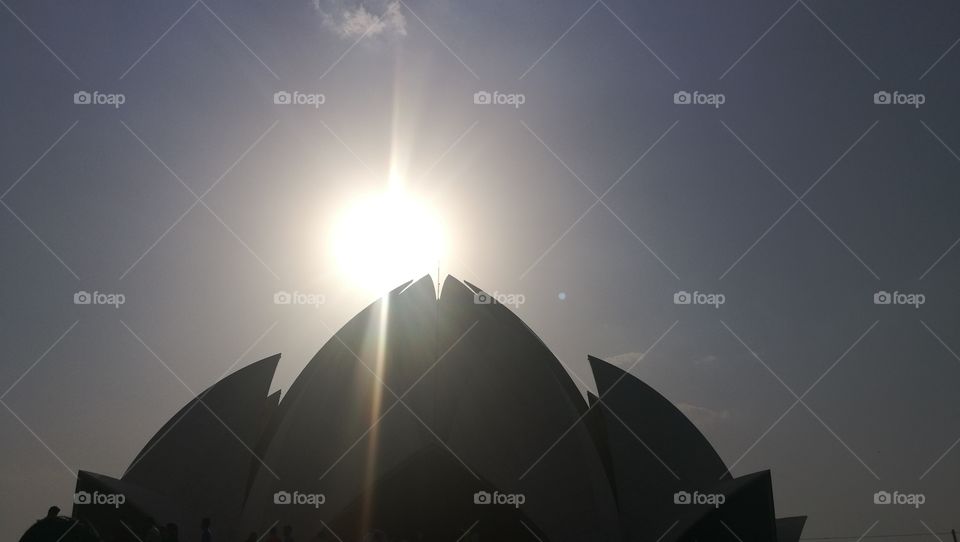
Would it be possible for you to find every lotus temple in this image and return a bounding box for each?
[69,276,805,542]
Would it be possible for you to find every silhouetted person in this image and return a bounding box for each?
[145,520,162,542]
[162,524,179,542]
[265,526,280,542]
[19,506,63,542]
[282,525,294,542]
[243,532,257,542]
[201,519,212,542]
[19,506,99,542]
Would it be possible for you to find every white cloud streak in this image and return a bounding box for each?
[313,0,407,39]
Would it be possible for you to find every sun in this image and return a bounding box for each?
[330,186,446,294]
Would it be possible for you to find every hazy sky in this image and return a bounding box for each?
[2,0,960,538]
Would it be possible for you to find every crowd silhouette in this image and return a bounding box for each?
[18,506,487,542]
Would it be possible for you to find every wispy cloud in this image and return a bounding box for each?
[313,0,407,39]
[604,352,645,366]
[695,354,718,364]
[677,403,731,425]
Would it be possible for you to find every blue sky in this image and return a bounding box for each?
[2,0,960,538]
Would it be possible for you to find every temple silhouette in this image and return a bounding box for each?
[70,275,805,542]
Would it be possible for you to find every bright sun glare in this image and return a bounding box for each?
[331,186,446,294]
